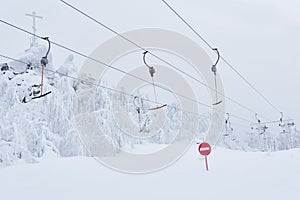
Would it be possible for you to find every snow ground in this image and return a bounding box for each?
[1,146,299,200]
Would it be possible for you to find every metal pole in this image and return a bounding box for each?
[205,156,209,171]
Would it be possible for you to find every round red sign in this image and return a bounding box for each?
[198,142,211,156]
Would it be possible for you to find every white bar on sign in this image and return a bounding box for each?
[200,147,210,151]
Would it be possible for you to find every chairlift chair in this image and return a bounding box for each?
[22,37,52,103]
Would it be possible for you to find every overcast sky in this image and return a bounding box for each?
[1,0,300,130]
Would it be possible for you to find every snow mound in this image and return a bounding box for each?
[0,146,299,200]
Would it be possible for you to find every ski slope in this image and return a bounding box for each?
[1,146,299,200]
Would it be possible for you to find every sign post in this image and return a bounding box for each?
[198,142,211,171]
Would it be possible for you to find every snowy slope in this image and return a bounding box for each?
[0,146,299,200]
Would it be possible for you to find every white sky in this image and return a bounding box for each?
[1,0,300,129]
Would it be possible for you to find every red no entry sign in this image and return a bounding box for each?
[198,142,211,156]
[198,142,211,171]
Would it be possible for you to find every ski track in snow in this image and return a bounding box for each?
[0,146,299,200]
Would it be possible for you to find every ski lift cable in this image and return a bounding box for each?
[2,53,250,123]
[232,121,250,129]
[0,19,178,107]
[0,20,212,113]
[59,0,266,118]
[0,20,254,124]
[59,0,260,116]
[251,112,295,127]
[0,21,257,126]
[0,53,173,111]
[251,119,294,126]
[0,20,149,85]
[149,48,259,115]
[161,0,282,114]
[0,53,252,124]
